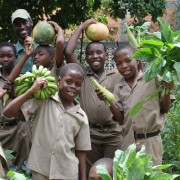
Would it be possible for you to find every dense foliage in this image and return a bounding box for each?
[0,0,166,42]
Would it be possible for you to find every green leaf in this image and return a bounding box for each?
[6,171,29,180]
[6,171,15,177]
[139,40,164,48]
[152,164,172,171]
[141,22,151,31]
[168,47,180,62]
[4,149,15,159]
[96,165,112,180]
[129,100,145,116]
[173,62,180,80]
[162,70,174,83]
[172,43,180,48]
[144,58,164,82]
[131,48,156,62]
[146,171,175,180]
[157,17,173,43]
[148,89,160,100]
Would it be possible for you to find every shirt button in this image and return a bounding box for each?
[56,138,59,141]
[52,152,55,155]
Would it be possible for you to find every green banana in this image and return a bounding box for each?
[16,85,30,96]
[40,89,46,99]
[37,65,44,76]
[19,72,36,84]
[32,64,38,76]
[44,88,52,96]
[43,70,51,77]
[14,77,21,86]
[45,76,56,82]
[43,89,49,99]
[15,83,30,96]
[47,82,58,91]
[40,67,48,76]
[3,91,9,106]
[15,65,58,100]
[34,89,42,99]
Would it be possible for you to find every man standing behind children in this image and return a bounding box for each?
[11,9,36,73]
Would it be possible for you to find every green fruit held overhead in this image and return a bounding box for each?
[85,22,109,41]
[33,21,56,45]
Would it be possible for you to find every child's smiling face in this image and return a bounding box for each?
[114,48,139,81]
[0,46,16,70]
[58,69,84,101]
[86,42,107,74]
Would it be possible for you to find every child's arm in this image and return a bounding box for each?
[75,150,87,180]
[95,89,124,125]
[161,81,174,113]
[64,19,96,64]
[3,77,47,118]
[48,21,64,68]
[7,36,34,83]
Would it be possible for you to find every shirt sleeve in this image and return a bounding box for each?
[113,85,124,112]
[21,98,38,122]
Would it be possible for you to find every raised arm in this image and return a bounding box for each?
[48,21,64,68]
[64,19,96,64]
[3,77,47,118]
[7,36,34,83]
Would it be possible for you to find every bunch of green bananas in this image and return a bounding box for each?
[14,65,58,99]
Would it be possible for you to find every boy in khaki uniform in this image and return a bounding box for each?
[0,88,9,178]
[0,42,31,169]
[64,19,123,174]
[96,45,174,165]
[3,63,91,180]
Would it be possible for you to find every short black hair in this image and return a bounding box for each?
[37,45,55,56]
[85,41,107,54]
[114,45,144,71]
[0,42,17,55]
[114,45,135,55]
[60,63,84,78]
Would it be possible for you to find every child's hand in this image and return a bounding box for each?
[48,21,62,34]
[95,88,106,101]
[80,19,96,30]
[31,77,48,93]
[162,80,174,91]
[3,81,15,98]
[24,36,34,56]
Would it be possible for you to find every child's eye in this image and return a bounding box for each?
[126,58,132,63]
[97,50,103,54]
[66,80,72,84]
[76,82,82,87]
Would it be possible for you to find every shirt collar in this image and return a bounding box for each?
[50,92,84,116]
[15,40,24,53]
[118,70,144,87]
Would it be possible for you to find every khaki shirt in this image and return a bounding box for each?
[21,92,91,179]
[80,68,122,125]
[114,71,174,149]
[0,70,15,122]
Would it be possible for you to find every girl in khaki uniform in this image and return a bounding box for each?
[96,45,174,165]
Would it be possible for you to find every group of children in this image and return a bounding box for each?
[0,9,174,180]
